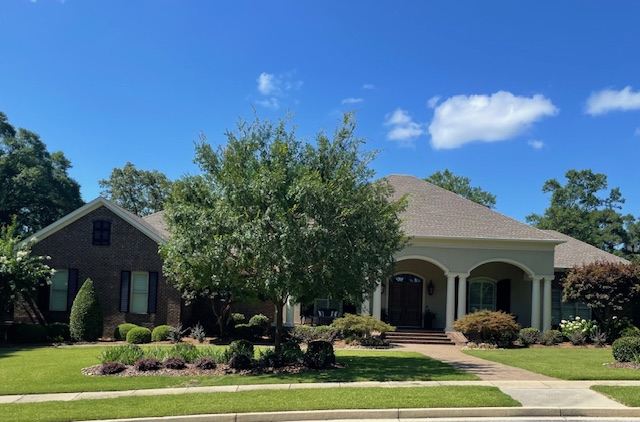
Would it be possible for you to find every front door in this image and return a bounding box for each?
[388,274,423,327]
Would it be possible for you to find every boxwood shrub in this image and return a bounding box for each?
[13,323,47,343]
[612,336,640,362]
[126,327,152,344]
[541,329,563,346]
[304,340,335,369]
[151,325,172,342]
[46,322,71,342]
[115,323,139,341]
[519,327,542,346]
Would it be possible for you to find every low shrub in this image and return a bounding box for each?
[590,326,608,347]
[151,325,172,342]
[304,340,335,369]
[225,339,254,361]
[170,342,199,363]
[13,323,47,343]
[452,310,520,345]
[196,346,227,364]
[351,336,389,347]
[258,348,284,367]
[194,356,217,370]
[99,361,126,375]
[99,344,144,365]
[134,358,161,372]
[280,341,303,364]
[190,323,207,343]
[46,322,70,342]
[603,317,636,342]
[621,326,640,338]
[518,327,541,346]
[228,354,252,370]
[612,336,640,362]
[230,313,245,324]
[248,314,270,336]
[567,330,587,346]
[163,356,187,369]
[559,316,598,340]
[291,325,339,344]
[541,329,563,346]
[167,324,187,343]
[115,323,139,341]
[126,327,152,344]
[233,324,256,341]
[145,346,169,361]
[331,314,395,339]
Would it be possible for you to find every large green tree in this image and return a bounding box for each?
[425,169,496,208]
[161,113,407,348]
[0,218,53,317]
[0,112,84,235]
[526,169,632,254]
[99,162,172,216]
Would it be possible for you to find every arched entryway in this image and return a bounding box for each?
[388,273,423,327]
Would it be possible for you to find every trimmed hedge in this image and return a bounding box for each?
[46,323,70,342]
[69,278,103,341]
[612,336,640,362]
[115,323,139,341]
[541,329,563,346]
[304,340,335,369]
[151,325,172,342]
[13,323,47,343]
[519,327,541,346]
[126,327,152,344]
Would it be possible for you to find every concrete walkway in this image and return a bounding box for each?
[3,344,640,420]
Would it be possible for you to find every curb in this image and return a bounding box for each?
[91,407,640,422]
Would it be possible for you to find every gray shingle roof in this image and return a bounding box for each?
[142,210,170,240]
[385,174,560,242]
[542,230,629,269]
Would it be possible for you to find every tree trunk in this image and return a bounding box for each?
[273,299,285,352]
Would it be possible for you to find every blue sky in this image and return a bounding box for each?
[1,1,639,223]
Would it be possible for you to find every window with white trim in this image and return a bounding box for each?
[468,279,496,312]
[130,272,149,314]
[49,270,68,311]
[551,287,591,326]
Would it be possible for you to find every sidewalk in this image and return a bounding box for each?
[2,344,640,420]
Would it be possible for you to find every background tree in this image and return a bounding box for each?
[99,162,172,216]
[563,261,640,322]
[162,113,407,348]
[425,169,497,208]
[0,112,84,236]
[526,169,633,255]
[0,218,53,317]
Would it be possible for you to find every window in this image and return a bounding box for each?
[92,220,111,245]
[551,287,591,326]
[120,271,158,314]
[130,272,149,314]
[468,279,496,312]
[49,270,68,311]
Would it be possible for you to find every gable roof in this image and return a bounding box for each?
[142,210,170,240]
[543,230,629,269]
[21,197,167,246]
[385,174,562,243]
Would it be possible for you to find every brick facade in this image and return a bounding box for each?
[14,205,182,339]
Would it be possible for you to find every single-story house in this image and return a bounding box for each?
[13,174,627,338]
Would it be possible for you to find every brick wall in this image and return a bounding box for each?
[14,205,182,338]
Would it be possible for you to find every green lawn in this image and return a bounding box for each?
[591,386,640,407]
[464,348,640,380]
[0,346,477,395]
[0,386,519,422]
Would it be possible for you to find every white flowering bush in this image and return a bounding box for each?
[559,316,599,345]
[0,219,53,316]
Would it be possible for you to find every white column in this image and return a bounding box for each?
[531,277,542,330]
[445,274,456,331]
[372,282,382,320]
[285,296,294,326]
[542,275,553,331]
[456,274,468,320]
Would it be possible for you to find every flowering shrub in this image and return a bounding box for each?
[559,316,598,338]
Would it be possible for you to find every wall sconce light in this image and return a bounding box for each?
[427,280,435,296]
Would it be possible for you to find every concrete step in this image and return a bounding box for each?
[386,330,454,345]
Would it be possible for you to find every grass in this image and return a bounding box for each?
[464,347,640,380]
[0,386,520,422]
[0,346,477,395]
[591,386,640,406]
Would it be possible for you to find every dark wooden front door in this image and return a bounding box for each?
[388,274,423,327]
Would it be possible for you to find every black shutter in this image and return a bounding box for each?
[67,269,79,311]
[496,279,511,313]
[147,272,158,314]
[120,271,131,313]
[37,280,50,311]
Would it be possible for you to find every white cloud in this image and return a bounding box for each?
[255,71,302,109]
[255,98,279,110]
[384,108,426,147]
[257,73,276,95]
[428,91,558,150]
[362,84,375,90]
[427,96,440,109]
[586,86,640,115]
[341,98,363,105]
[528,140,544,150]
